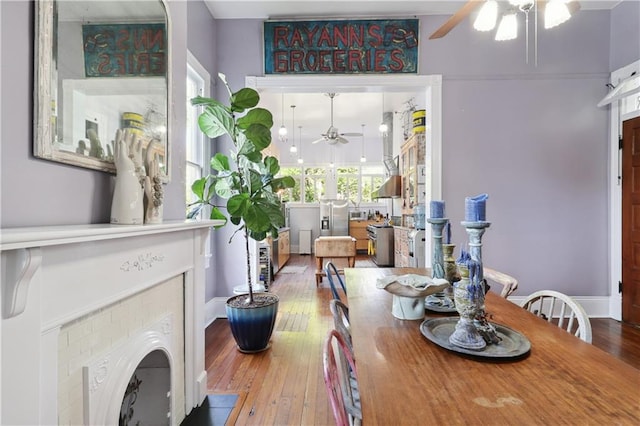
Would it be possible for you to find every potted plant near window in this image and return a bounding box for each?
[190,73,294,353]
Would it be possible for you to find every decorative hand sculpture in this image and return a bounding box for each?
[144,139,164,224]
[110,129,144,225]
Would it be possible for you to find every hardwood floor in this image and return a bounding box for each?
[201,254,640,425]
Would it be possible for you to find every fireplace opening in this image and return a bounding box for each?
[119,349,171,426]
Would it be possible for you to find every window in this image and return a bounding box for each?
[279,167,303,202]
[277,164,385,204]
[304,167,326,202]
[186,53,210,216]
[336,167,359,201]
[360,164,385,202]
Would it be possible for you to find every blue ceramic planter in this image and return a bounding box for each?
[226,293,279,353]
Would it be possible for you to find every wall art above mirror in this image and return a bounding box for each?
[34,0,170,181]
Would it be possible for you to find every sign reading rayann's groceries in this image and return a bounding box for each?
[82,23,167,77]
[264,19,419,74]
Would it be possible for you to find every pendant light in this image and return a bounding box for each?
[378,93,388,136]
[289,105,297,153]
[297,125,304,164]
[278,93,287,141]
[360,124,366,163]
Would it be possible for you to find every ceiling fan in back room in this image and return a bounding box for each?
[429,0,580,64]
[312,93,362,145]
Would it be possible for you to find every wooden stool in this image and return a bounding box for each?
[314,236,357,286]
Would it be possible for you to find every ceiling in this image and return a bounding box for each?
[202,0,621,164]
[203,0,620,20]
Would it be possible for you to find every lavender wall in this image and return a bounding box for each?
[210,9,624,298]
[610,0,640,70]
[2,2,638,299]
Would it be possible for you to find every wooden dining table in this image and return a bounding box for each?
[344,267,640,425]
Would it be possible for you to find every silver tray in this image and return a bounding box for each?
[420,317,531,359]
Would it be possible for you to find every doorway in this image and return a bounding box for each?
[622,116,640,325]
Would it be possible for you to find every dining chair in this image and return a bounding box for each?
[521,290,592,343]
[483,267,519,298]
[330,299,351,343]
[322,329,362,426]
[326,261,347,301]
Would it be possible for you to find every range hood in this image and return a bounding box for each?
[372,156,401,199]
[372,112,401,199]
[372,175,401,199]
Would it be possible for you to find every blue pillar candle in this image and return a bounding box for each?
[445,222,451,244]
[430,200,445,218]
[464,194,489,222]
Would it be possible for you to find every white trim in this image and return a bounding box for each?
[507,296,612,319]
[206,297,229,323]
[246,74,443,284]
[606,60,640,321]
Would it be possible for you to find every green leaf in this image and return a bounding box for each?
[244,150,262,163]
[228,193,250,217]
[190,96,227,110]
[271,176,296,192]
[244,123,271,151]
[191,177,207,200]
[198,106,234,139]
[209,207,228,227]
[231,88,259,112]
[210,153,230,172]
[237,108,273,130]
[263,156,280,175]
[214,176,234,199]
[247,169,263,195]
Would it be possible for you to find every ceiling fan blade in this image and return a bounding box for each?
[336,136,349,144]
[340,132,362,137]
[429,0,482,40]
[311,137,327,144]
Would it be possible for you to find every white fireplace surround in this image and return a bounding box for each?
[0,220,220,425]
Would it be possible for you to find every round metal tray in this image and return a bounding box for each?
[424,294,457,313]
[420,317,531,359]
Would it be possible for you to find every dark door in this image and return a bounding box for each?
[622,116,640,325]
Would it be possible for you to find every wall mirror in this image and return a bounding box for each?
[34,0,170,181]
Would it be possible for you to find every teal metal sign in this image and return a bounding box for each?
[82,23,167,77]
[264,19,419,74]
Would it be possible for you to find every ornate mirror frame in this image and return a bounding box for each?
[34,0,171,182]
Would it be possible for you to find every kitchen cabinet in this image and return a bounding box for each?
[349,220,378,252]
[278,228,290,269]
[400,133,426,216]
[394,226,411,267]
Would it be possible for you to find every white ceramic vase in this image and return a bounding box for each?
[111,139,144,225]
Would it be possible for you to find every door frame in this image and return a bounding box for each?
[607,60,640,320]
[246,74,443,272]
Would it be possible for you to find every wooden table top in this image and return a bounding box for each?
[345,267,640,425]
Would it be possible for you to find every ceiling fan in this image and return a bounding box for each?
[311,93,362,145]
[428,0,581,40]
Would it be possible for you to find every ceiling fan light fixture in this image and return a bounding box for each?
[495,12,518,41]
[474,0,498,32]
[545,0,571,29]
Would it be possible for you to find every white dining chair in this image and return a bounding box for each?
[521,290,592,343]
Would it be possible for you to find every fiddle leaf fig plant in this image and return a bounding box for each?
[189,73,295,305]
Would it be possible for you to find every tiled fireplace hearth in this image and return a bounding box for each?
[0,220,218,425]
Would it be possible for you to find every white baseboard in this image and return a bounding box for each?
[205,297,229,326]
[507,296,612,318]
[206,295,614,325]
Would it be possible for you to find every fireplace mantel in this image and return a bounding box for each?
[1,219,221,425]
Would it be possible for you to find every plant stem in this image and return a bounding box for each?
[245,227,254,304]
